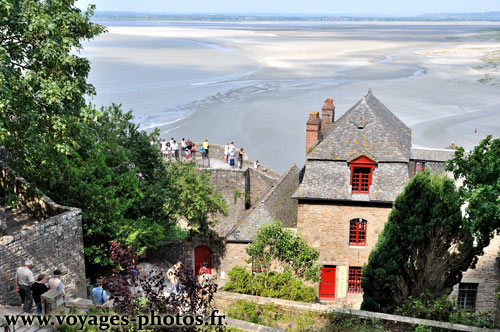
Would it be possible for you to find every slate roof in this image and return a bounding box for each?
[410,147,455,162]
[226,164,299,242]
[308,90,411,163]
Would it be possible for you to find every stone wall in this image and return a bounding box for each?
[297,200,392,306]
[207,169,248,236]
[0,164,86,305]
[145,237,249,285]
[450,235,500,314]
[215,291,500,332]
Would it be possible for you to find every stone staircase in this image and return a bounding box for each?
[0,305,52,332]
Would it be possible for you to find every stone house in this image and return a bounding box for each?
[293,90,500,313]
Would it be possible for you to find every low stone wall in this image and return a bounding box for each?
[0,163,87,305]
[215,291,500,332]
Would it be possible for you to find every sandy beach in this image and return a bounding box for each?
[84,21,500,172]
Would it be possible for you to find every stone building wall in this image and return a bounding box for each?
[297,200,391,307]
[0,163,86,305]
[146,238,250,286]
[450,235,500,314]
[207,169,247,236]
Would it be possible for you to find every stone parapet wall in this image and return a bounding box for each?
[0,163,86,305]
[215,291,500,332]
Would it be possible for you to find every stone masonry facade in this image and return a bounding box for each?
[297,201,391,307]
[0,163,86,305]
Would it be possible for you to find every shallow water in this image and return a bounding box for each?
[83,21,500,172]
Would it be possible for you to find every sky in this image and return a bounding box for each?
[75,0,500,16]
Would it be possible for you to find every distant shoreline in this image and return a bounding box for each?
[90,11,500,22]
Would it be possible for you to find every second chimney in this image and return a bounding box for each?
[306,111,322,153]
[321,98,335,124]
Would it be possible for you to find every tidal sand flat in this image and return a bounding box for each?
[84,22,500,172]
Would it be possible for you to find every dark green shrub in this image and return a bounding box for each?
[223,266,316,302]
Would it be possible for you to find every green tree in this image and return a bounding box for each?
[446,135,500,254]
[245,220,321,287]
[361,172,475,313]
[0,0,105,176]
[0,1,227,265]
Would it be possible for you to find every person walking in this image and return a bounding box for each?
[31,274,49,315]
[14,259,35,313]
[238,148,245,169]
[48,269,65,296]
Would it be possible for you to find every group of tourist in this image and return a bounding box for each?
[14,260,65,314]
[14,260,108,315]
[150,137,261,170]
[224,142,248,169]
[151,138,211,166]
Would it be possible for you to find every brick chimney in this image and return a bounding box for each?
[306,111,322,153]
[321,98,335,123]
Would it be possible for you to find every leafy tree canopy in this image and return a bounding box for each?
[361,172,475,313]
[0,1,227,265]
[446,135,500,253]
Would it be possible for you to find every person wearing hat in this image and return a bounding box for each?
[14,259,35,312]
[48,269,65,297]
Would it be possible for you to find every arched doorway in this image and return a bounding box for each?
[194,245,212,275]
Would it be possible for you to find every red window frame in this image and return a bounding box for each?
[349,156,376,194]
[348,267,363,294]
[349,218,367,246]
[415,162,425,174]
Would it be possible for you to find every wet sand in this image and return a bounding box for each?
[86,22,500,172]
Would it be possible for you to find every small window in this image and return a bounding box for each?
[457,283,478,310]
[349,218,367,246]
[352,167,371,193]
[252,257,267,273]
[348,267,363,293]
[415,162,425,174]
[349,156,376,194]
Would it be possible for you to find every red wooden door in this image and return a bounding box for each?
[194,245,212,275]
[320,266,336,300]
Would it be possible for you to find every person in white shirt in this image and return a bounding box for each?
[15,259,35,312]
[48,269,65,297]
[224,143,229,163]
[160,139,167,158]
[254,160,260,170]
